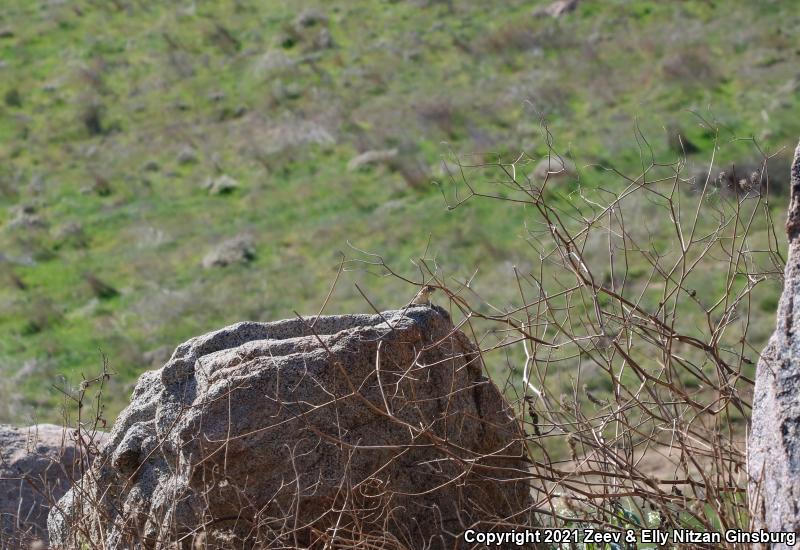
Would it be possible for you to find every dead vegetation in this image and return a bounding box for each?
[344,123,779,546]
[30,123,784,549]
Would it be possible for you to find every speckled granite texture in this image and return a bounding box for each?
[49,306,533,549]
[1,424,104,549]
[749,139,800,542]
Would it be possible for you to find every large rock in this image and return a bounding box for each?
[202,174,239,196]
[346,148,398,172]
[0,424,104,549]
[533,155,575,184]
[48,307,532,549]
[200,234,255,269]
[749,139,800,539]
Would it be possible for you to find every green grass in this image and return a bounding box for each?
[0,0,796,422]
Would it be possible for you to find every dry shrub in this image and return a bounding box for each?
[1,361,111,549]
[37,124,785,548]
[711,150,793,197]
[360,122,780,543]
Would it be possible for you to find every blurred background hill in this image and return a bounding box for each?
[1,0,798,423]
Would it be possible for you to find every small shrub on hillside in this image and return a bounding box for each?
[53,222,89,250]
[4,88,21,107]
[84,273,119,300]
[21,298,63,336]
[80,102,105,135]
[91,174,112,196]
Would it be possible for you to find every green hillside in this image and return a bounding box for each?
[0,0,797,423]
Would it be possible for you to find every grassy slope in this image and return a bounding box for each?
[0,0,797,422]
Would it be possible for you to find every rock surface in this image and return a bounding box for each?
[203,174,239,196]
[749,139,800,539]
[533,0,579,18]
[346,148,398,171]
[49,307,532,549]
[0,424,104,549]
[176,145,198,165]
[533,155,575,183]
[252,50,295,77]
[201,234,255,269]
